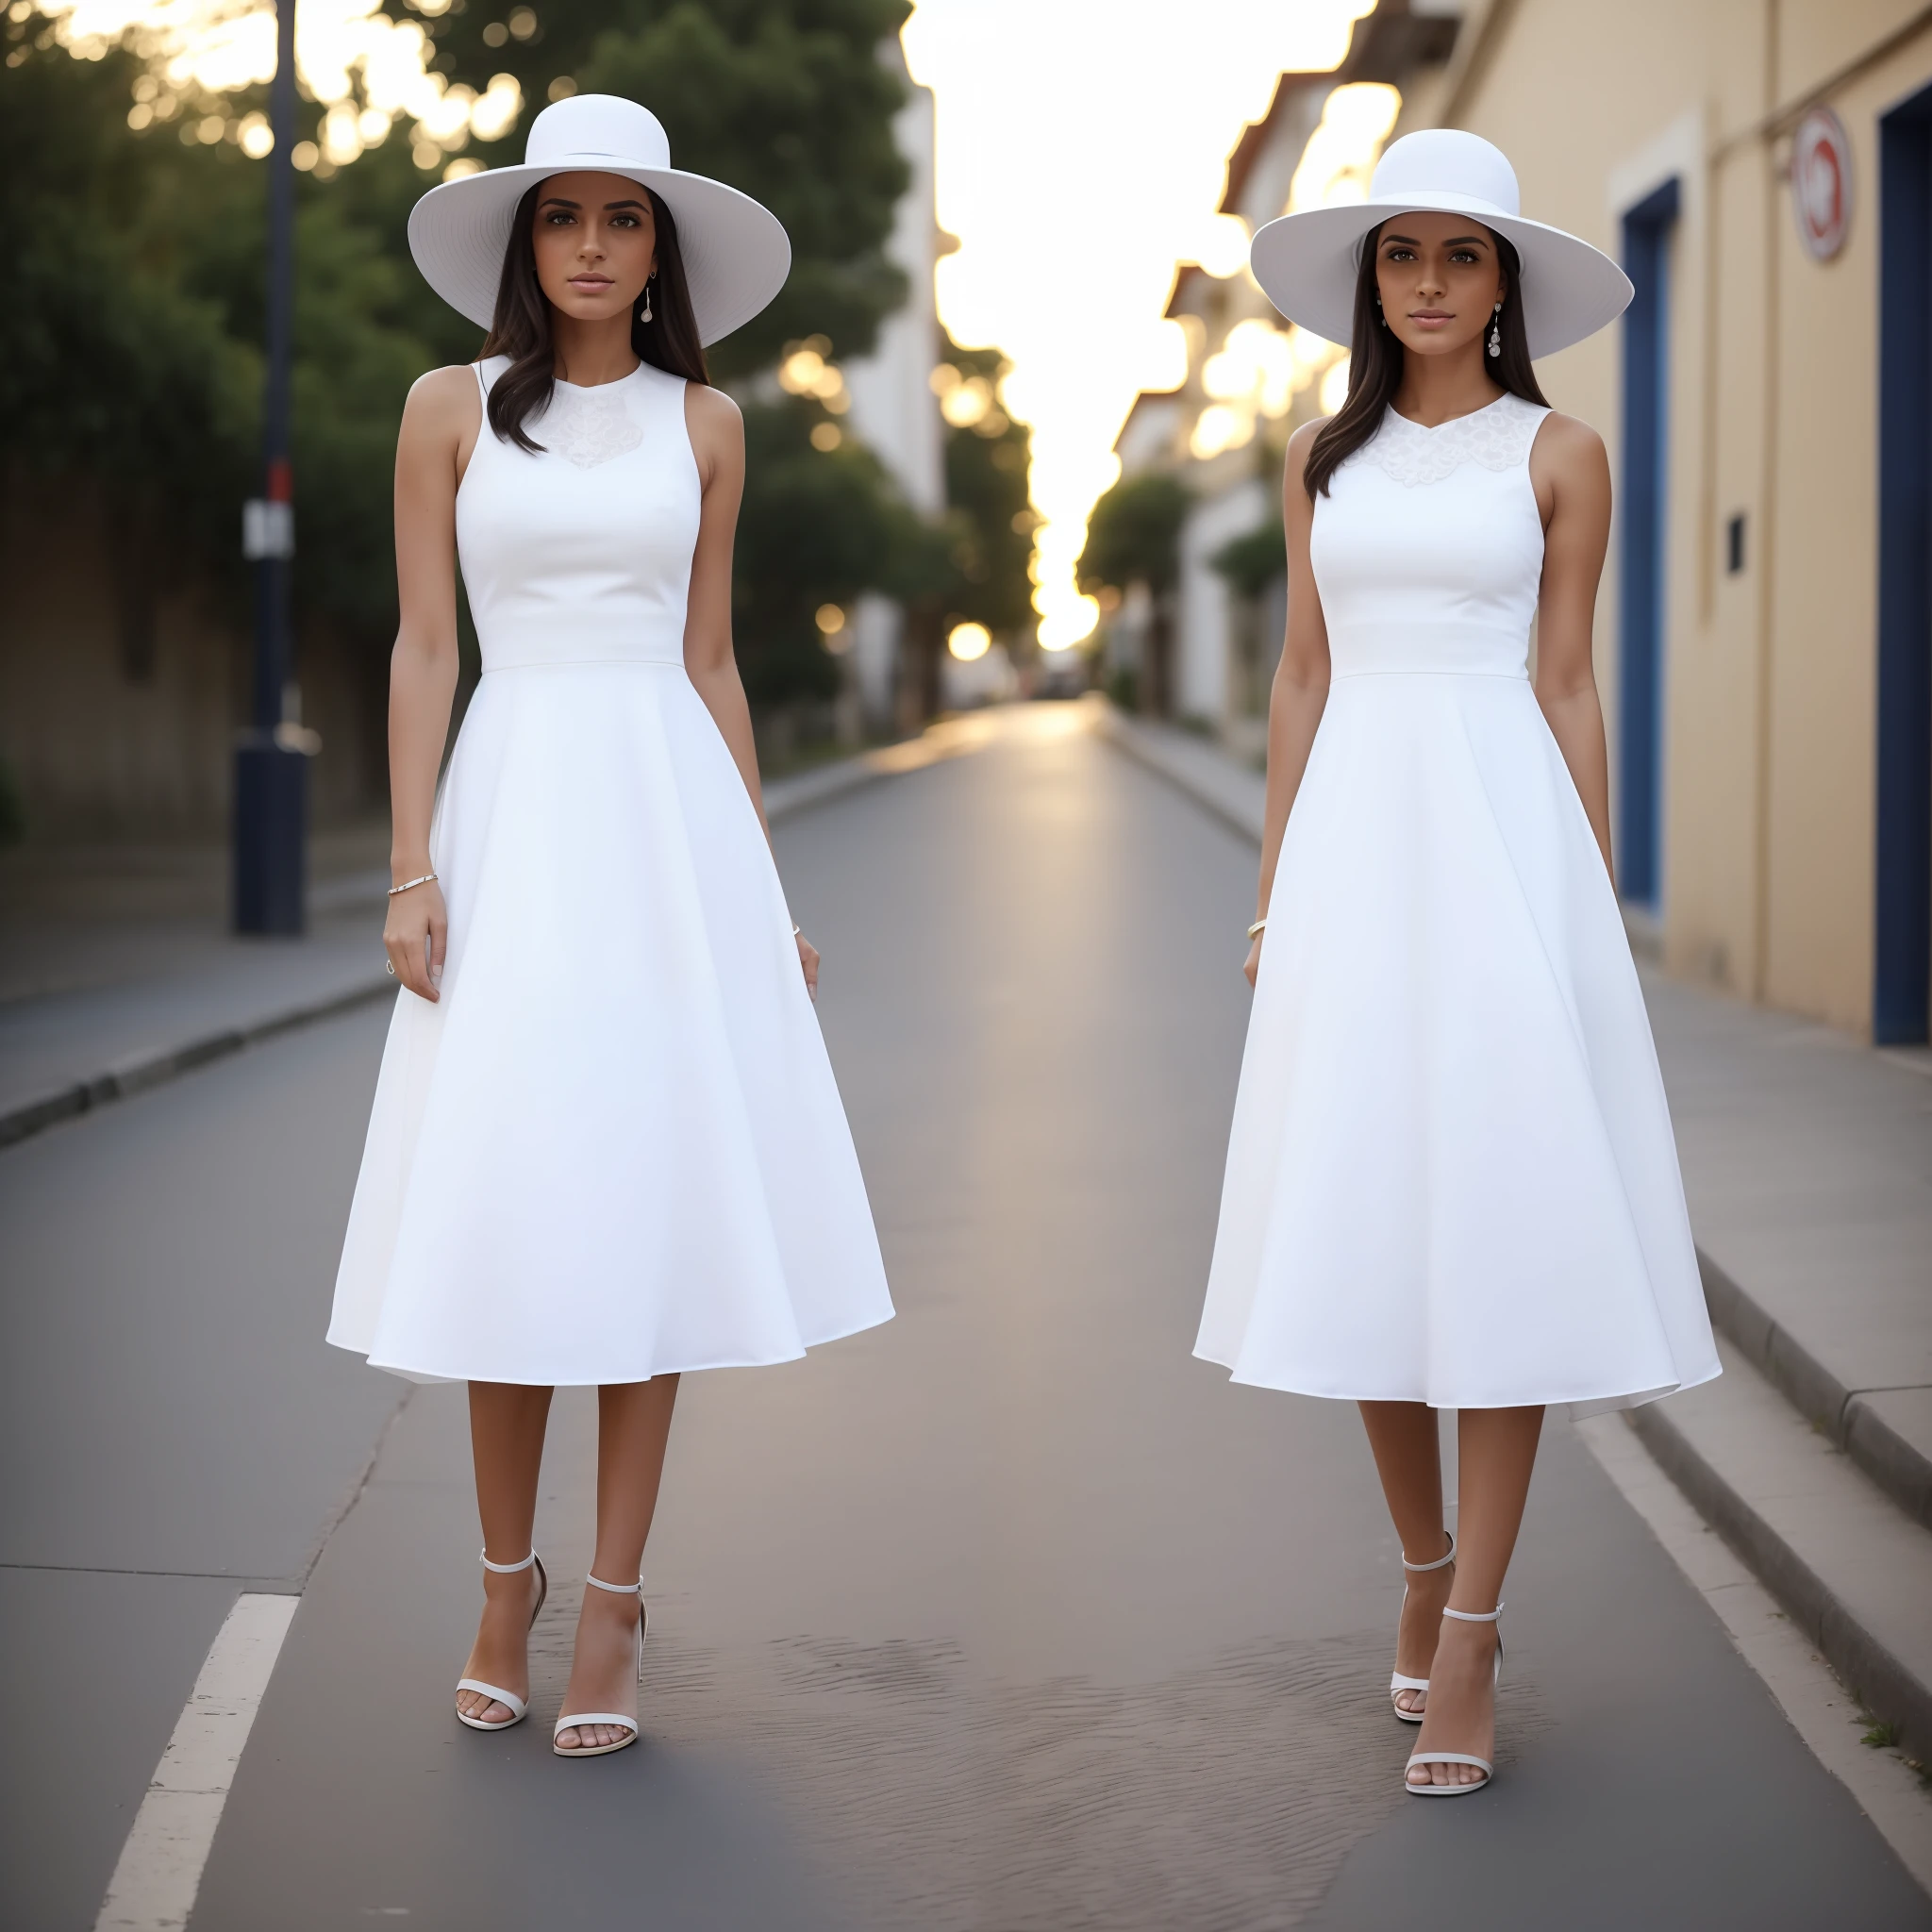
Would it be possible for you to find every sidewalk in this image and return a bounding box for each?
[1097,702,1932,1762]
[0,723,996,1151]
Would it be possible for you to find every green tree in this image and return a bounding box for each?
[0,39,258,591]
[1209,517,1285,600]
[887,332,1035,723]
[734,393,925,708]
[937,335,1034,639]
[1078,472,1191,715]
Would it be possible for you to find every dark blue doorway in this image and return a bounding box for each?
[1618,177,1679,909]
[1878,89,1932,1043]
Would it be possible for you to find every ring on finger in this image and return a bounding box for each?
[384,958,395,976]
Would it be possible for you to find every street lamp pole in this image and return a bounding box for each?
[233,0,307,934]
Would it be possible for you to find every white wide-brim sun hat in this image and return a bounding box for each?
[408,93,791,346]
[1249,128,1632,359]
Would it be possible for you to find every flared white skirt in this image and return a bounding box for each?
[327,660,893,1385]
[1194,671,1720,1417]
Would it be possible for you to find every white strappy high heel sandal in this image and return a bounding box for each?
[553,1572,647,1758]
[1405,1603,1503,1795]
[1390,1529,1456,1723]
[455,1548,548,1731]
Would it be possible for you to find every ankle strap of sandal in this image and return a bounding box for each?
[585,1571,641,1594]
[1402,1531,1456,1574]
[480,1548,538,1574]
[1442,1603,1503,1623]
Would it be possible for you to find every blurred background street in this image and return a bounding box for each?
[5,0,1932,1925]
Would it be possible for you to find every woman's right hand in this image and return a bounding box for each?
[384,875,448,1001]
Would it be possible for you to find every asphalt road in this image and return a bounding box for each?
[5,704,1927,1930]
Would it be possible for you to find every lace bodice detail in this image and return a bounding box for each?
[1350,391,1547,489]
[1309,390,1548,678]
[458,358,700,669]
[532,380,647,470]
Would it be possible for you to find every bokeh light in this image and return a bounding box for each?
[947,622,991,663]
[37,0,525,172]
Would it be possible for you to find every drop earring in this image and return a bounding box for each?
[1488,301,1503,358]
[641,274,654,325]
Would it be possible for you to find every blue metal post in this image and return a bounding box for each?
[233,0,308,935]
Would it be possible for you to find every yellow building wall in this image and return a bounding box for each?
[1404,0,1932,1033]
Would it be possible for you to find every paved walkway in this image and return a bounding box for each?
[4,706,1925,1929]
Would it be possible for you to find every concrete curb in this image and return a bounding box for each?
[1091,703,1266,842]
[0,739,928,1156]
[1626,1393,1932,1760]
[1699,1251,1932,1535]
[0,975,395,1151]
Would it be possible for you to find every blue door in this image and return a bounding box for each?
[1878,89,1932,1043]
[1618,177,1679,909]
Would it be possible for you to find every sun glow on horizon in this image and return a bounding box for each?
[903,0,1375,650]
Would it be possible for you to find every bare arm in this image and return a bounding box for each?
[381,365,481,1002]
[1527,412,1615,884]
[1243,421,1332,988]
[681,383,819,995]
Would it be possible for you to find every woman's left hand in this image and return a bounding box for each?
[796,929,820,1000]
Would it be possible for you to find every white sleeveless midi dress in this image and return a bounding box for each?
[1194,394,1719,1418]
[328,358,893,1385]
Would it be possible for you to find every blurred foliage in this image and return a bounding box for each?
[735,394,924,707]
[1209,516,1286,600]
[0,39,257,598]
[1078,472,1192,600]
[934,333,1034,644]
[398,0,912,378]
[0,33,475,645]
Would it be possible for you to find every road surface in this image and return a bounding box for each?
[4,705,1925,1929]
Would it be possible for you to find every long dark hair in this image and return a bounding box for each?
[479,182,710,453]
[1303,222,1547,500]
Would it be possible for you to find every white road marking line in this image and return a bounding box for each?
[93,1592,300,1932]
[1577,1412,1932,1896]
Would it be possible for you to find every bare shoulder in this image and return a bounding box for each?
[402,364,480,440]
[684,381,743,490]
[1532,408,1608,479]
[1286,417,1325,464]
[1283,417,1324,499]
[684,381,743,450]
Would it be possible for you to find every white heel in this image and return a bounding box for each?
[1405,1604,1503,1795]
[554,1572,646,1758]
[1389,1530,1455,1723]
[455,1548,547,1731]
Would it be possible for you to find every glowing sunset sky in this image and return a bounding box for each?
[902,0,1374,647]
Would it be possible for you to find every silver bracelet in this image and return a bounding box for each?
[791,923,803,937]
[389,872,438,897]
[1246,917,1268,939]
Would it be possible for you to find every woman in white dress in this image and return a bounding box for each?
[1194,131,1719,1795]
[327,94,893,1758]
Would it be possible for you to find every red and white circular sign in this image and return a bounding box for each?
[1791,107,1853,261]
